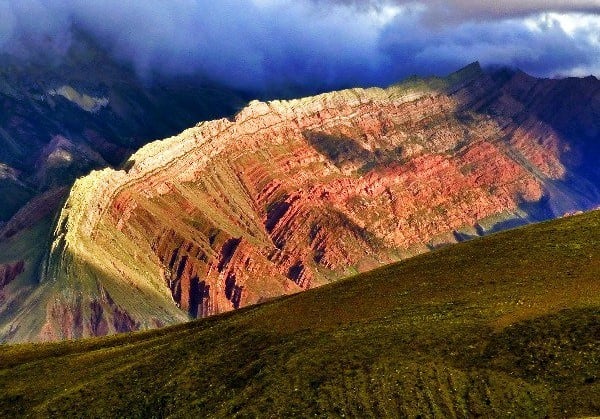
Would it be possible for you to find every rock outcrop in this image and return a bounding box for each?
[38,284,142,341]
[3,63,600,342]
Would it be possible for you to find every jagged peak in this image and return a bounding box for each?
[455,61,483,75]
[443,61,484,90]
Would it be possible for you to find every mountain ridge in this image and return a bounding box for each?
[1,62,599,342]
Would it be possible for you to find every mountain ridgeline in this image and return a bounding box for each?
[0,62,599,342]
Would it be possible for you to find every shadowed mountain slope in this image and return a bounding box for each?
[0,32,247,223]
[0,210,598,417]
[1,63,599,342]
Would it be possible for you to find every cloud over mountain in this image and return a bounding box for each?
[0,0,598,92]
[326,0,599,20]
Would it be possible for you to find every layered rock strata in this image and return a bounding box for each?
[3,63,600,341]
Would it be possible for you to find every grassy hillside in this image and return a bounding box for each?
[0,210,598,417]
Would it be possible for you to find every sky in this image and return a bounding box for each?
[0,0,598,92]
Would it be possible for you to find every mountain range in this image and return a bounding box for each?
[0,56,599,342]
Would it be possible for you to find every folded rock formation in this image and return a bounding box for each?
[2,63,599,342]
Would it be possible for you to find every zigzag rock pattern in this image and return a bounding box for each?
[7,64,600,341]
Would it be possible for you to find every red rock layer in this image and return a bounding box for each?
[39,285,142,341]
[86,74,583,321]
[40,65,598,336]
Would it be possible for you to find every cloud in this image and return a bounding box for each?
[379,9,600,78]
[0,0,598,93]
[325,0,600,21]
[437,0,600,19]
[0,0,390,91]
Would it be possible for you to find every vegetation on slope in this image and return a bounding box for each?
[0,210,598,417]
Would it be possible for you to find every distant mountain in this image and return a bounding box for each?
[0,209,598,416]
[0,62,599,342]
[0,31,247,222]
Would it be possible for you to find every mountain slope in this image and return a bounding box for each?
[0,210,598,417]
[0,32,247,222]
[1,63,599,342]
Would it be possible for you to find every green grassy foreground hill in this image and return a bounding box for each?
[0,210,598,417]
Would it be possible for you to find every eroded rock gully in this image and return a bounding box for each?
[39,285,142,341]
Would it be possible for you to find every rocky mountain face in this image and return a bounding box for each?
[1,63,599,342]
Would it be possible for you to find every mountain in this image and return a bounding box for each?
[0,32,247,223]
[1,63,599,342]
[0,210,598,417]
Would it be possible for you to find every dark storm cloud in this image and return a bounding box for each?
[0,1,598,93]
[0,0,388,91]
